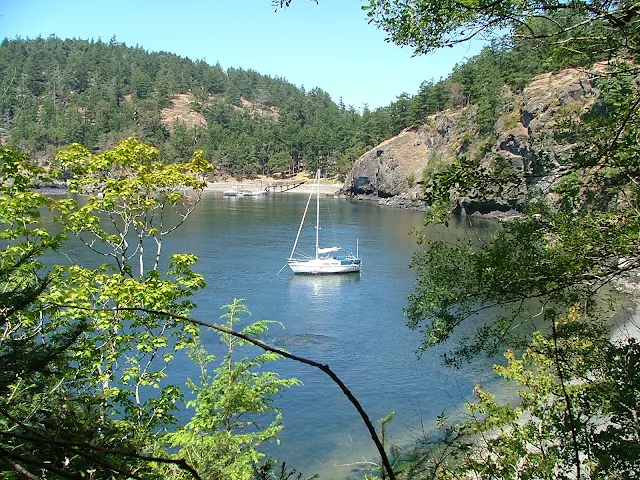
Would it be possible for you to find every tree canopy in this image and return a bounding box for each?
[362,0,640,59]
[353,0,640,478]
[0,141,312,479]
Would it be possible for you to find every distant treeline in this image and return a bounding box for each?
[0,32,595,177]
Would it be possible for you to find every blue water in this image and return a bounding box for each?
[166,193,501,479]
[46,191,503,479]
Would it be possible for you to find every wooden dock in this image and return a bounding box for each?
[264,180,306,193]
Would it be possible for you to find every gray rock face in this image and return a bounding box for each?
[343,129,431,198]
[343,64,607,214]
[512,65,602,170]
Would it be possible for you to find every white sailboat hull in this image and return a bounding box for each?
[288,257,361,274]
[243,189,267,196]
[223,186,244,196]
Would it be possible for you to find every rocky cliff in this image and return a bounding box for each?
[343,63,608,214]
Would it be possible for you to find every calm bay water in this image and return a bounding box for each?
[49,191,503,479]
[175,193,502,479]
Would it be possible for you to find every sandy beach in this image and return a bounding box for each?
[36,179,344,196]
[204,181,343,195]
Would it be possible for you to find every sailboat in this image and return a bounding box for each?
[287,169,361,274]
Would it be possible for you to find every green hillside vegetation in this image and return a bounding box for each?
[0,31,599,181]
[0,35,394,178]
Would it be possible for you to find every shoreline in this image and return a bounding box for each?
[204,181,343,195]
[35,181,345,196]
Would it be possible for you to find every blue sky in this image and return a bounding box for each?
[1,0,484,110]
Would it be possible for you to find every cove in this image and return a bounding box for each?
[175,192,506,479]
[47,191,505,479]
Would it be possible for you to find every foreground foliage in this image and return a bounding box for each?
[405,307,640,479]
[407,64,640,361]
[164,299,301,480]
[352,0,640,479]
[0,141,301,479]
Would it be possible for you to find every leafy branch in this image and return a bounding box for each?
[56,303,398,480]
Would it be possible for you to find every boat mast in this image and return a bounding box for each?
[289,176,314,260]
[315,169,320,260]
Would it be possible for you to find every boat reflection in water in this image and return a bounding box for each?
[288,270,360,298]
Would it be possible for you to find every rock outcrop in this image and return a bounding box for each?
[343,63,608,214]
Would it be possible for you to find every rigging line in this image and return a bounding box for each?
[289,175,315,260]
[323,182,339,247]
[327,200,338,247]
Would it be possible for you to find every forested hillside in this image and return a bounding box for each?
[0,33,598,180]
[0,36,401,178]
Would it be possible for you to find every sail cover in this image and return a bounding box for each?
[317,246,341,254]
